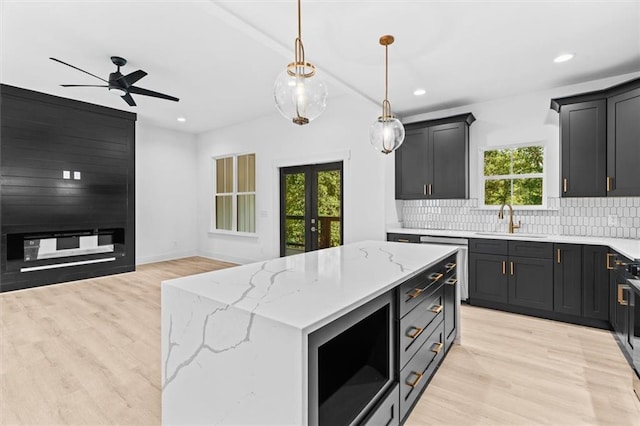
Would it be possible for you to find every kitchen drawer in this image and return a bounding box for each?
[399,286,444,369]
[508,240,552,259]
[399,320,445,422]
[387,233,420,243]
[361,383,400,426]
[399,267,446,318]
[469,238,508,255]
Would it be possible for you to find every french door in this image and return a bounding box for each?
[280,162,343,257]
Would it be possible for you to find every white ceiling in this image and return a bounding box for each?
[2,0,639,134]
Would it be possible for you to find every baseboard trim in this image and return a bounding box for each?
[136,250,198,266]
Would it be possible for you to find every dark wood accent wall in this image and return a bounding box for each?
[1,84,136,291]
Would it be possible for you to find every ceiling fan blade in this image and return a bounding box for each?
[121,70,147,86]
[121,92,137,107]
[128,86,179,102]
[50,57,109,83]
[61,84,108,87]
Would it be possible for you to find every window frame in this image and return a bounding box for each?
[210,152,257,236]
[479,141,548,210]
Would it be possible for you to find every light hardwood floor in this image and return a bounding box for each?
[1,257,639,425]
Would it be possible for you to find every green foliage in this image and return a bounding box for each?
[484,146,544,206]
[284,170,342,253]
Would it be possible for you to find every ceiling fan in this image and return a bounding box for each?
[50,56,179,107]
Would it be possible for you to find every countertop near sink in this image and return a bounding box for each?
[387,227,640,260]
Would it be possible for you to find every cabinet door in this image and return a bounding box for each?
[559,100,607,197]
[607,88,640,196]
[427,122,468,199]
[553,244,582,316]
[508,257,553,311]
[443,275,457,348]
[469,253,508,304]
[582,245,609,320]
[395,128,428,199]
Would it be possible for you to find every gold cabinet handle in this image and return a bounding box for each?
[406,326,424,340]
[502,260,506,275]
[427,184,432,195]
[407,288,423,299]
[429,272,444,282]
[557,248,561,264]
[423,184,427,195]
[445,262,457,272]
[563,178,567,193]
[431,342,444,354]
[397,238,410,243]
[406,371,424,388]
[618,284,629,306]
[445,277,458,286]
[606,253,616,270]
[431,304,443,314]
[607,176,612,192]
[510,261,514,276]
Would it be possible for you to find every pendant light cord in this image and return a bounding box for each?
[298,0,302,40]
[385,44,389,103]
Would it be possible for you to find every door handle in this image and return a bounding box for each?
[606,253,616,270]
[557,248,561,264]
[617,284,629,306]
[563,178,567,193]
[311,227,316,232]
[510,261,514,276]
[607,176,612,192]
[502,261,506,275]
[428,184,432,195]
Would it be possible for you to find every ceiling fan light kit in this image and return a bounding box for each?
[369,35,405,155]
[273,0,327,125]
[51,55,179,107]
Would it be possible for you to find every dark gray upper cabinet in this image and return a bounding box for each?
[551,77,640,197]
[559,100,607,197]
[607,87,640,196]
[395,113,474,200]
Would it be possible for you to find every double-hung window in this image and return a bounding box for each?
[213,153,256,233]
[482,145,544,207]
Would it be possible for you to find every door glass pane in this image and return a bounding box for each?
[316,170,341,249]
[215,195,232,230]
[284,172,305,256]
[237,194,256,233]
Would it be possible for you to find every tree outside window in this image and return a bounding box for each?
[483,145,544,206]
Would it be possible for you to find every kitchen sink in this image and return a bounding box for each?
[474,232,548,239]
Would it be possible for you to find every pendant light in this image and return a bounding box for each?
[274,0,327,125]
[369,35,405,154]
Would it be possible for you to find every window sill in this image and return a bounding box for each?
[208,230,259,238]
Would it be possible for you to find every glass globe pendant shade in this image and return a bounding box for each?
[369,116,405,154]
[274,68,328,125]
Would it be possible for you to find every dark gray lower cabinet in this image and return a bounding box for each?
[553,244,583,316]
[361,384,400,426]
[469,253,508,303]
[582,245,610,320]
[443,274,458,349]
[509,257,553,311]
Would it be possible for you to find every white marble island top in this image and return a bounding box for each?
[162,240,457,425]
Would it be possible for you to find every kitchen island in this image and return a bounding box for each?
[162,240,458,425]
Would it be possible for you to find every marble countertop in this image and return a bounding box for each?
[162,240,456,333]
[387,227,640,260]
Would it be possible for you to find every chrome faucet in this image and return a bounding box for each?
[498,203,521,234]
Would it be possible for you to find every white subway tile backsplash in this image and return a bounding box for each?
[401,197,640,239]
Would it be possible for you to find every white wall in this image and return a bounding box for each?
[386,71,640,225]
[196,95,384,264]
[136,122,198,264]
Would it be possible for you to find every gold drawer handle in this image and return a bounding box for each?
[429,272,444,282]
[406,371,424,388]
[607,176,612,192]
[431,342,444,354]
[407,288,423,299]
[445,262,457,272]
[431,304,443,314]
[618,284,629,306]
[406,326,424,340]
[606,253,616,270]
[445,278,457,286]
[397,238,410,243]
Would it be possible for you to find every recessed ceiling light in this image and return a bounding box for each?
[177,117,186,123]
[413,89,426,96]
[554,53,575,63]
